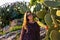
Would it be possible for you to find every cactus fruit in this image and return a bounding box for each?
[50,30,60,40]
[56,10,60,16]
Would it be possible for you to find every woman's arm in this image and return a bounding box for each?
[36,21,46,27]
[36,21,48,30]
[20,27,26,40]
[35,17,46,28]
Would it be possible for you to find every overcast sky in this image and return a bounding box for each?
[0,0,30,6]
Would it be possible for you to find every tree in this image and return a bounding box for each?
[0,2,30,27]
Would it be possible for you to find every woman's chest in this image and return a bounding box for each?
[27,24,39,32]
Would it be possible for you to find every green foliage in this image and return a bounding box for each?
[30,0,37,6]
[36,10,46,19]
[30,1,60,40]
[44,1,60,8]
[0,30,6,35]
[44,13,53,28]
[51,9,57,15]
[0,2,30,27]
[16,2,30,14]
[50,30,60,40]
[10,25,22,32]
[44,35,49,40]
[15,34,20,40]
[33,3,41,12]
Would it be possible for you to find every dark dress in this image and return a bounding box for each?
[20,22,40,40]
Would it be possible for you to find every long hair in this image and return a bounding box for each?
[22,11,32,30]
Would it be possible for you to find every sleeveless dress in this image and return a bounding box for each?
[20,22,40,40]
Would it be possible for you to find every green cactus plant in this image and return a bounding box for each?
[44,13,53,28]
[44,1,60,8]
[49,8,59,29]
[50,30,60,40]
[36,10,46,19]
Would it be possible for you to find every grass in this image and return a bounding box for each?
[10,25,22,32]
[0,31,6,35]
[0,25,22,35]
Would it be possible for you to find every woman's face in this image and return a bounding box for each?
[27,13,33,20]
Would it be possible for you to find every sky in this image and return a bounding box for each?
[0,0,30,6]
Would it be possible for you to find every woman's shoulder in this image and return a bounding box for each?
[35,21,41,27]
[35,21,38,24]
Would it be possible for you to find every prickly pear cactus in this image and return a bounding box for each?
[43,34,50,40]
[50,30,60,40]
[44,13,53,28]
[36,10,46,19]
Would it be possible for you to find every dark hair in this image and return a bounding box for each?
[25,11,31,13]
[22,11,34,30]
[26,11,32,22]
[9,18,15,21]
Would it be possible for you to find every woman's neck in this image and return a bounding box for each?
[29,20,35,23]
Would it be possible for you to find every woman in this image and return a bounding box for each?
[20,11,40,40]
